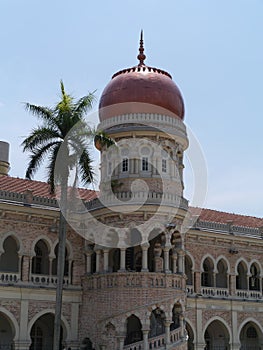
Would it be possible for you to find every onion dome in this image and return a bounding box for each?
[99,31,185,121]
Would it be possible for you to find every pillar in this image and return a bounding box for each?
[165,320,171,345]
[118,248,126,272]
[177,249,184,274]
[163,247,171,273]
[229,274,236,296]
[194,271,201,294]
[141,243,149,272]
[117,336,125,350]
[103,249,109,272]
[142,329,149,350]
[95,249,102,273]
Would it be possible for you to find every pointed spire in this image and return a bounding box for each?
[137,30,146,66]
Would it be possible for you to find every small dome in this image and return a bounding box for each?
[99,32,185,121]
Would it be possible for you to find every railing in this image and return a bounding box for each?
[123,327,184,350]
[31,274,69,286]
[201,287,229,297]
[85,191,188,211]
[186,285,194,295]
[149,333,165,349]
[0,190,58,208]
[98,112,187,136]
[86,272,183,290]
[0,272,19,284]
[123,340,143,350]
[170,327,182,343]
[236,289,262,299]
[194,219,262,239]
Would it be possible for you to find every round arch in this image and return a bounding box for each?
[0,307,19,341]
[27,309,70,342]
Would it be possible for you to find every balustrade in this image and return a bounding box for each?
[31,274,69,286]
[0,272,19,284]
[86,272,183,291]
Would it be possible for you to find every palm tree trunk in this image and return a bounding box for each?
[53,177,68,350]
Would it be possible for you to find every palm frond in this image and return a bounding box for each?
[46,143,61,193]
[21,127,61,152]
[25,141,60,180]
[24,103,55,125]
[78,148,94,185]
[74,92,96,117]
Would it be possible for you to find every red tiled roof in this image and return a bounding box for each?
[0,175,97,201]
[190,207,263,228]
[1,176,262,228]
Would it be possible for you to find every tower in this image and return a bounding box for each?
[80,33,189,350]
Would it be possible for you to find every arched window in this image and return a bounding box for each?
[240,322,260,350]
[236,262,247,290]
[0,236,19,272]
[170,303,182,331]
[201,258,214,287]
[124,315,143,345]
[185,255,193,285]
[216,259,228,288]
[32,240,49,275]
[52,244,69,276]
[149,308,165,338]
[249,264,260,291]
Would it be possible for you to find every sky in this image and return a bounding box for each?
[0,0,262,217]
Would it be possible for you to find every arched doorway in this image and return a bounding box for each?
[124,314,143,345]
[30,313,64,350]
[240,322,262,350]
[149,308,165,338]
[0,312,15,349]
[204,320,230,350]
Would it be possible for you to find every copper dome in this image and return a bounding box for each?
[99,32,185,121]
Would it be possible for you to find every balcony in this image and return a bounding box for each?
[187,285,263,301]
[31,274,69,286]
[0,272,20,284]
[86,272,184,290]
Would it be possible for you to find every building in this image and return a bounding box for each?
[0,35,263,350]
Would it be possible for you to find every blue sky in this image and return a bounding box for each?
[0,0,262,217]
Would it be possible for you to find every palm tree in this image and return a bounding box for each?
[22,81,112,350]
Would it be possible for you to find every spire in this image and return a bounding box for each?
[137,30,146,66]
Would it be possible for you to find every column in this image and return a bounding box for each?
[85,252,92,274]
[172,250,177,273]
[179,314,184,338]
[103,249,109,273]
[177,249,184,274]
[142,329,149,350]
[229,274,236,296]
[194,271,201,294]
[163,247,171,273]
[165,320,171,345]
[141,243,149,272]
[22,255,31,282]
[95,249,102,273]
[118,248,126,272]
[117,336,125,350]
[49,257,53,278]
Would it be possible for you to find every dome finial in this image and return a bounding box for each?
[137,30,146,66]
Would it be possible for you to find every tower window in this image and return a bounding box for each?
[122,158,129,172]
[142,157,149,171]
[162,159,167,173]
